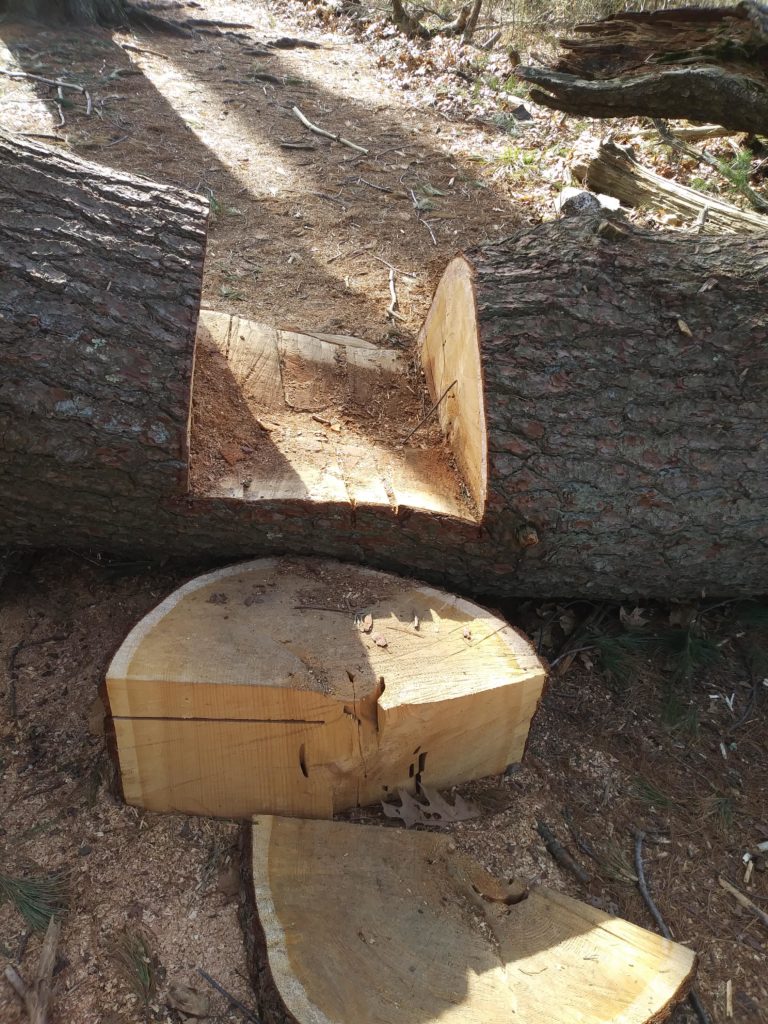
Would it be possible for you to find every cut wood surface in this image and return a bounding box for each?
[105,558,546,818]
[191,311,472,517]
[580,141,768,233]
[516,3,768,134]
[241,816,697,1024]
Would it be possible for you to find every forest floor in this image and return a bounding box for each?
[0,1,766,1022]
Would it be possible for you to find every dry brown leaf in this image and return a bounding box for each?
[677,318,693,336]
[166,980,210,1018]
[381,786,480,828]
[620,605,648,630]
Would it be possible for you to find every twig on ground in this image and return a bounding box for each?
[718,875,768,932]
[386,267,406,322]
[562,806,603,865]
[372,255,417,277]
[119,42,169,58]
[633,829,711,1024]
[401,380,457,444]
[0,68,84,93]
[292,106,368,154]
[196,969,261,1022]
[279,141,316,150]
[536,821,592,884]
[3,916,61,1024]
[652,118,768,214]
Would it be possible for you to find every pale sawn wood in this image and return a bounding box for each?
[241,816,697,1024]
[105,558,546,818]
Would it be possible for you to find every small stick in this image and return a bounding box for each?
[634,830,711,1024]
[562,806,603,865]
[196,969,260,1023]
[401,380,457,444]
[372,255,417,278]
[0,68,84,92]
[292,106,368,155]
[386,267,406,322]
[279,141,316,150]
[420,217,437,246]
[536,821,591,884]
[718,875,768,932]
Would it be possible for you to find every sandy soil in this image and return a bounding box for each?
[0,1,766,1022]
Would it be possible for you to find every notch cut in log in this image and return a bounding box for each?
[3,132,768,598]
[104,558,546,818]
[240,816,697,1024]
[578,140,768,233]
[516,2,768,135]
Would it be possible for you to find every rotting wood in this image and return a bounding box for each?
[578,140,768,233]
[239,816,697,1024]
[104,557,546,818]
[515,3,768,135]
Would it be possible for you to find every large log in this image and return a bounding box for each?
[240,816,697,1024]
[2,134,768,599]
[516,3,768,135]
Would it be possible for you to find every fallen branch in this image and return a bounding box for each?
[536,821,591,884]
[0,68,84,93]
[633,831,711,1024]
[718,875,768,932]
[3,916,61,1024]
[292,106,368,155]
[634,124,741,143]
[581,141,768,234]
[386,267,406,322]
[652,118,768,215]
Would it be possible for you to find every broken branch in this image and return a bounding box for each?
[536,821,591,884]
[3,916,61,1024]
[292,106,368,155]
[718,875,768,932]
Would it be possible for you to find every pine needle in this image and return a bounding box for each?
[109,925,161,1012]
[0,870,68,931]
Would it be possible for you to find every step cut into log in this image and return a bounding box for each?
[3,132,768,598]
[241,816,697,1024]
[105,558,546,818]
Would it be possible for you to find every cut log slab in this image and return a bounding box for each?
[240,816,697,1024]
[104,558,546,818]
[516,3,768,134]
[580,141,768,233]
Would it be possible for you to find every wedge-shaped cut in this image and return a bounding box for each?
[105,558,546,818]
[242,816,697,1024]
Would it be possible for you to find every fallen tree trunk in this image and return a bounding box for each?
[579,140,768,232]
[2,134,768,599]
[240,816,697,1024]
[516,2,768,135]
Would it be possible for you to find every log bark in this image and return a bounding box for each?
[104,557,546,818]
[2,134,768,600]
[0,131,208,514]
[239,816,697,1024]
[516,3,768,135]
[579,140,768,232]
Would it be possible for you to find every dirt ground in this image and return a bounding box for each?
[0,0,766,1021]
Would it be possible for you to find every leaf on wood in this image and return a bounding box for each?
[207,592,228,605]
[462,627,472,640]
[358,613,374,634]
[373,634,388,648]
[677,318,693,336]
[412,613,420,631]
[699,277,718,293]
[381,786,480,828]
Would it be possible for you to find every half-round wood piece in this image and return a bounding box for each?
[242,816,697,1024]
[106,558,546,818]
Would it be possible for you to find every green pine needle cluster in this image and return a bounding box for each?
[0,870,68,931]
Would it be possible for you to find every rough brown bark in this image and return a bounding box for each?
[0,0,128,24]
[580,140,768,232]
[0,131,208,514]
[516,3,768,135]
[2,135,767,599]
